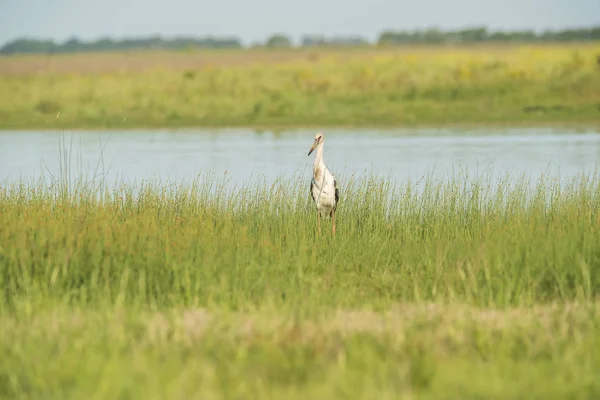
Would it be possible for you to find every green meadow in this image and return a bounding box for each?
[1,168,600,399]
[0,43,599,129]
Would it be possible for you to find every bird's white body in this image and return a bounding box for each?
[311,155,337,218]
[307,132,339,234]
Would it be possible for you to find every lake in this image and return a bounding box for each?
[1,126,599,191]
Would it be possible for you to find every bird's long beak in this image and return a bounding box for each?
[307,141,317,156]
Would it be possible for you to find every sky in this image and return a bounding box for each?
[1,0,599,46]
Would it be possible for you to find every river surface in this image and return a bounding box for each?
[1,127,599,190]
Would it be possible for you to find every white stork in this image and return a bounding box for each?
[307,132,339,235]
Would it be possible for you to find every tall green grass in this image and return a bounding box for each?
[2,170,599,309]
[1,171,600,398]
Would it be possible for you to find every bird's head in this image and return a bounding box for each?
[307,132,324,156]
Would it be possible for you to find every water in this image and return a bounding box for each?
[1,127,599,191]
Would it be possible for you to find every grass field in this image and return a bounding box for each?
[1,169,600,399]
[1,43,599,129]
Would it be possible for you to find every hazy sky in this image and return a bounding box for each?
[1,0,599,46]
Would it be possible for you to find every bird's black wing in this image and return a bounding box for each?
[334,179,339,209]
[310,179,316,204]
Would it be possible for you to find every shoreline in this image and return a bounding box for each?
[1,118,599,132]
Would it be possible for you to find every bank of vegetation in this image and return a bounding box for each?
[0,43,599,129]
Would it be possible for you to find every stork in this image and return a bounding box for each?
[307,132,339,235]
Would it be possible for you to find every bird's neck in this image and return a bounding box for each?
[313,144,325,175]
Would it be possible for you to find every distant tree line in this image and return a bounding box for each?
[0,35,242,54]
[378,26,600,45]
[1,25,599,55]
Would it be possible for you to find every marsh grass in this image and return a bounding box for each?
[1,44,600,129]
[1,169,599,308]
[1,167,600,398]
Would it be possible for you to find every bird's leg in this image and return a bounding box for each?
[332,209,336,236]
[317,211,322,235]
